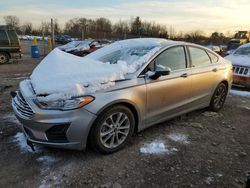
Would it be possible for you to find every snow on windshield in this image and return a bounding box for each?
[30,38,166,101]
[234,47,250,56]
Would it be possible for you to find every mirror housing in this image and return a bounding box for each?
[149,66,171,80]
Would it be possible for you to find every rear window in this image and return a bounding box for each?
[207,51,219,63]
[7,30,19,45]
[0,30,9,44]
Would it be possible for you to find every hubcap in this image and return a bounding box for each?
[0,55,7,64]
[100,112,130,149]
[213,85,226,109]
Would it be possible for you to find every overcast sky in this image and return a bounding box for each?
[0,0,250,34]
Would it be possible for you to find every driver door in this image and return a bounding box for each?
[144,46,192,127]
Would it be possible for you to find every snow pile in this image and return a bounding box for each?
[30,48,127,101]
[230,89,250,97]
[12,132,43,153]
[30,38,166,101]
[168,133,190,144]
[140,141,178,154]
[37,155,61,188]
[13,132,32,153]
[140,142,169,154]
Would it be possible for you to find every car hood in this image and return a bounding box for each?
[225,54,250,67]
[29,48,131,102]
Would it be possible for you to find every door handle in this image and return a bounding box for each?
[180,73,189,78]
[212,68,218,72]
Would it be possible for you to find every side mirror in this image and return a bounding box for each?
[149,66,171,80]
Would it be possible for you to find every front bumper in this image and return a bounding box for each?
[10,52,22,59]
[12,93,97,150]
[233,74,250,88]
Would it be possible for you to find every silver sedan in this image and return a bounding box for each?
[12,38,233,153]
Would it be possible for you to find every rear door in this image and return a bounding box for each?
[188,46,225,106]
[7,30,20,47]
[144,45,192,126]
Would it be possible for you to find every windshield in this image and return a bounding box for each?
[96,46,156,64]
[234,47,250,55]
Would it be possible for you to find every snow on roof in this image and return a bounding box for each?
[30,38,167,101]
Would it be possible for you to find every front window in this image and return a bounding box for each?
[154,46,186,71]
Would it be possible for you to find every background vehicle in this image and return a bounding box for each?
[206,45,223,56]
[224,31,250,56]
[55,35,72,44]
[225,42,250,88]
[0,25,22,64]
[59,39,112,56]
[12,38,232,153]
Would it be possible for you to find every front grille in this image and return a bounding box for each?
[233,65,249,76]
[13,91,34,119]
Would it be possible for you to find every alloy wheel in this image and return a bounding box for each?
[213,84,227,109]
[0,54,7,64]
[99,112,130,149]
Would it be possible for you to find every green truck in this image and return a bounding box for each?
[0,25,22,64]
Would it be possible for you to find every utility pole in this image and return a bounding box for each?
[51,18,55,49]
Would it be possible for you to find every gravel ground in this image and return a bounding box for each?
[0,45,250,188]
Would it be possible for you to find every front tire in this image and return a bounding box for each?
[90,105,135,154]
[209,83,228,112]
[0,52,9,64]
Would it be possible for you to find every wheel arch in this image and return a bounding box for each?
[0,51,11,58]
[86,100,140,149]
[221,80,229,90]
[96,100,140,133]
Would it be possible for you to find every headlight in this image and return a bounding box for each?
[35,96,95,110]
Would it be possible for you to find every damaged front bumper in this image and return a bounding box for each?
[11,90,97,151]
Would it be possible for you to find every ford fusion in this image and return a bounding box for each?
[12,38,233,153]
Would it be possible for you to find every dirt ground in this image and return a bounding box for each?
[0,46,250,188]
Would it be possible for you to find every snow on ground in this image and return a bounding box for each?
[30,38,169,101]
[204,176,214,185]
[37,155,62,188]
[12,132,43,153]
[140,141,178,154]
[230,89,250,97]
[13,132,33,153]
[168,133,190,144]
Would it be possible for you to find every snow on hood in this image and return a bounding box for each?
[225,54,250,67]
[29,40,162,102]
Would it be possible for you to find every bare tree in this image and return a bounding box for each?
[3,15,20,32]
[21,22,32,35]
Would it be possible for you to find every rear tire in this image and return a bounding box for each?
[209,83,228,112]
[90,105,135,154]
[0,52,9,64]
